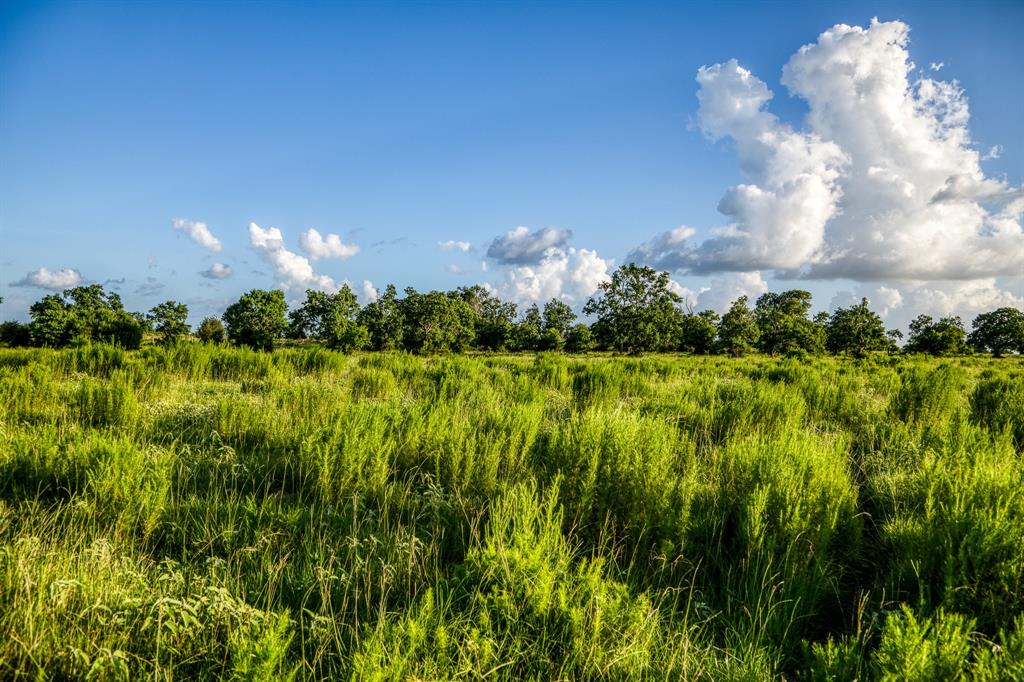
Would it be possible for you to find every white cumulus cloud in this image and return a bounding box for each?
[439,240,471,253]
[12,266,84,290]
[630,18,1023,319]
[299,229,359,261]
[249,222,338,292]
[496,246,612,305]
[172,218,223,252]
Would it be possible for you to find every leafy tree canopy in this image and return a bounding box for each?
[398,289,475,353]
[148,300,190,345]
[196,317,225,344]
[717,296,759,357]
[754,290,823,355]
[223,289,289,351]
[28,284,143,349]
[968,307,1024,357]
[905,315,968,356]
[826,298,889,358]
[679,310,719,355]
[584,263,682,354]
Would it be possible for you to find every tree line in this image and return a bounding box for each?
[2,264,1023,357]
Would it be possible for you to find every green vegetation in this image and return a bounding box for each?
[1,346,1022,679]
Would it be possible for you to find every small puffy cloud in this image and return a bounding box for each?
[486,226,573,265]
[249,222,337,292]
[446,264,462,274]
[12,267,84,290]
[929,61,944,72]
[439,240,471,253]
[200,262,233,280]
[497,246,611,305]
[299,229,359,261]
[172,218,222,252]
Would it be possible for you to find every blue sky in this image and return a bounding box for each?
[2,1,1022,326]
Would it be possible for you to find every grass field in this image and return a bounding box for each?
[1,345,1022,680]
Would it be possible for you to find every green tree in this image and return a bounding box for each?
[223,289,288,351]
[968,307,1024,357]
[0,321,31,347]
[28,294,73,347]
[583,263,682,354]
[27,285,143,349]
[457,285,517,351]
[679,310,719,354]
[358,284,405,351]
[513,304,544,352]
[754,290,822,355]
[717,296,760,357]
[564,323,595,353]
[148,300,190,345]
[288,286,368,352]
[542,299,576,337]
[398,289,475,353]
[826,298,889,357]
[905,315,968,355]
[195,317,225,344]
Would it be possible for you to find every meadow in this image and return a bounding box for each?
[0,344,1022,680]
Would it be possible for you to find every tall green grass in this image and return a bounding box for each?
[1,344,1022,679]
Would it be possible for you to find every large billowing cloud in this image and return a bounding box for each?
[630,19,1023,318]
[173,218,223,252]
[249,223,337,292]
[11,266,84,290]
[299,229,359,261]
[487,226,573,265]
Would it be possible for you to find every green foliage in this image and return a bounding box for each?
[358,284,405,351]
[288,287,369,352]
[147,300,190,345]
[905,314,968,355]
[398,289,475,353]
[968,307,1024,356]
[542,298,576,337]
[754,289,823,355]
[195,316,225,344]
[679,309,719,354]
[223,289,288,351]
[564,323,595,353]
[28,285,144,349]
[717,295,760,356]
[512,303,544,351]
[0,321,31,347]
[457,285,518,351]
[827,297,889,357]
[584,263,683,353]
